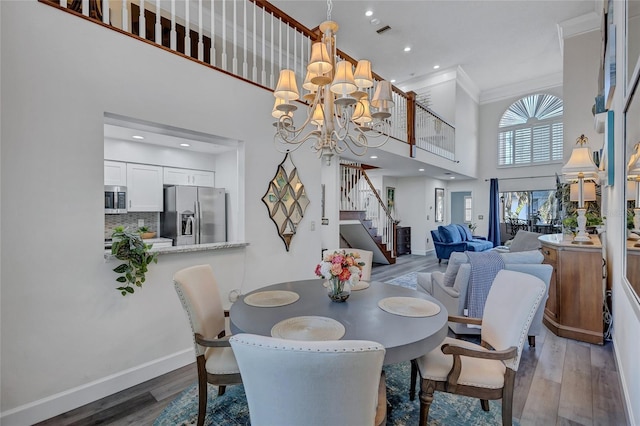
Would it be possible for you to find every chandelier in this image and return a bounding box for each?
[271,0,394,165]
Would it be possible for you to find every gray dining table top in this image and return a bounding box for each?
[229,279,449,365]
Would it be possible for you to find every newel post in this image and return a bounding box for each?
[407,91,417,158]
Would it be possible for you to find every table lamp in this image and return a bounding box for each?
[561,135,599,244]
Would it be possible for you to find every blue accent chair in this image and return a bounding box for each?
[431,224,493,263]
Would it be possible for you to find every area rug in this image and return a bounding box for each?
[385,271,418,290]
[154,361,517,425]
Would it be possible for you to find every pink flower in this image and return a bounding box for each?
[330,263,343,276]
[314,264,322,277]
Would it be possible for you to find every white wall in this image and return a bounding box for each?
[0,2,322,423]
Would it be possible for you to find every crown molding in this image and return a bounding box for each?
[398,66,480,103]
[479,72,563,105]
[557,11,601,55]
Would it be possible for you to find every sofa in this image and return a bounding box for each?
[417,250,551,346]
[431,223,493,263]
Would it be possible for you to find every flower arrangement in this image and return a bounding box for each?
[315,250,365,283]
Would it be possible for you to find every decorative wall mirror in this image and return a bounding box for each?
[262,153,310,251]
[624,33,640,303]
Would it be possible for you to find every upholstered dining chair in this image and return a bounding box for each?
[323,248,374,281]
[229,334,387,426]
[173,264,242,426]
[409,269,547,426]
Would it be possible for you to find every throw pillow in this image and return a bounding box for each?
[508,230,542,252]
[439,224,462,243]
[455,224,473,241]
[443,251,469,287]
[500,250,543,264]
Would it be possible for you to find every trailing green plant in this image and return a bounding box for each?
[111,226,158,296]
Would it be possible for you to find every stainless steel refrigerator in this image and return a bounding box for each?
[161,186,226,245]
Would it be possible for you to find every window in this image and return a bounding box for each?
[464,196,472,222]
[498,94,563,167]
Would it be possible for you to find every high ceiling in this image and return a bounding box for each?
[270,0,599,97]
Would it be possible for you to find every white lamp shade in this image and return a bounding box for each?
[353,60,374,89]
[627,180,637,201]
[330,61,357,96]
[352,97,373,125]
[274,69,300,101]
[570,181,596,202]
[307,42,332,75]
[311,104,324,127]
[272,98,289,119]
[302,70,319,92]
[371,80,395,109]
[561,146,599,179]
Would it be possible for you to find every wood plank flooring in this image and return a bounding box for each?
[37,254,629,425]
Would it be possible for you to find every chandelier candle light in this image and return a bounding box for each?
[561,134,600,245]
[272,0,394,165]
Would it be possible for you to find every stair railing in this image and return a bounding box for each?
[340,163,395,257]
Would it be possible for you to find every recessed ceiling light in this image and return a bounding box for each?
[433,65,440,69]
[370,155,378,159]
[390,79,396,83]
[419,168,425,172]
[370,18,380,25]
[365,10,373,17]
[132,135,144,140]
[180,143,191,147]
[404,47,411,52]
[450,176,455,179]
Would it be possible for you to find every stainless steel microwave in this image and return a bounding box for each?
[105,185,127,213]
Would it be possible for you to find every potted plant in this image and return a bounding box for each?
[111,226,158,296]
[137,226,156,239]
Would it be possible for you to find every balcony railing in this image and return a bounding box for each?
[41,0,454,160]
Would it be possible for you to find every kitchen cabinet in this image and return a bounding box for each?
[539,234,604,344]
[104,161,127,186]
[126,163,163,212]
[163,167,215,187]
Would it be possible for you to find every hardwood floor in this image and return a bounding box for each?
[37,254,628,425]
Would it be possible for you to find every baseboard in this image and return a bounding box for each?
[612,334,636,426]
[411,249,428,256]
[0,348,194,426]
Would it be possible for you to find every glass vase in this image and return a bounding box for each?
[326,277,351,302]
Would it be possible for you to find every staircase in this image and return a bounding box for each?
[340,163,396,264]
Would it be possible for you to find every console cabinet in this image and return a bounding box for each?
[539,234,604,344]
[396,226,411,256]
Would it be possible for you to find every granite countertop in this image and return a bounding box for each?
[104,241,249,260]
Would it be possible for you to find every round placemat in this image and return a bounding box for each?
[243,290,300,308]
[377,297,441,317]
[351,281,370,291]
[271,316,346,341]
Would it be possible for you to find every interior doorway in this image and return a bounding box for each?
[451,191,471,224]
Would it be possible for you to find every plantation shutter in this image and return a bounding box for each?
[514,128,531,164]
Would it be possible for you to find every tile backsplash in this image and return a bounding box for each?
[105,212,160,239]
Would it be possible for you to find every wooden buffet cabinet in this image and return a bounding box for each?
[539,234,604,345]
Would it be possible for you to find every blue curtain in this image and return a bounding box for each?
[487,178,501,247]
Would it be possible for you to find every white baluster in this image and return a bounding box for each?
[122,0,128,31]
[232,0,237,75]
[270,14,274,88]
[243,0,247,79]
[170,0,177,50]
[261,9,266,85]
[221,0,227,70]
[252,2,257,81]
[155,0,161,44]
[60,0,66,9]
[139,0,145,38]
[198,0,203,60]
[185,0,191,57]
[278,18,282,72]
[286,23,290,70]
[210,0,216,66]
[82,0,89,16]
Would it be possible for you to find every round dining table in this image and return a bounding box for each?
[229,279,449,365]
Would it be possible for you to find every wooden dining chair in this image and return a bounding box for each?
[409,270,547,426]
[230,333,387,426]
[173,264,242,426]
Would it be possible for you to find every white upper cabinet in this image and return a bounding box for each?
[127,163,164,212]
[163,167,214,187]
[104,161,127,186]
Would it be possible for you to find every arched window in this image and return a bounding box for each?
[498,94,563,166]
